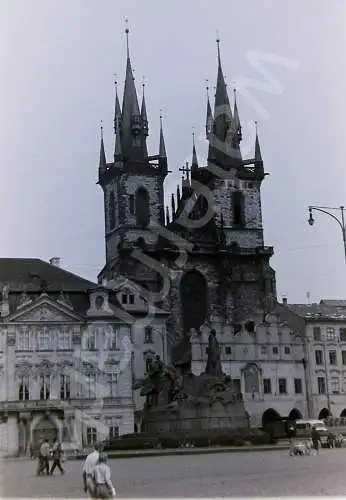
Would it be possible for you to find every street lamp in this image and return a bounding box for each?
[307,205,346,263]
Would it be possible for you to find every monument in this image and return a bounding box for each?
[136,328,249,434]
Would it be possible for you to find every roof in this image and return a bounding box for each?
[0,258,96,292]
[0,259,125,317]
[288,302,346,321]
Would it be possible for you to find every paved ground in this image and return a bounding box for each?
[1,448,346,497]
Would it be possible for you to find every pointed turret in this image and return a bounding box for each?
[177,184,181,205]
[233,89,242,142]
[99,124,107,170]
[214,38,232,123]
[113,79,122,134]
[191,131,199,171]
[141,83,148,136]
[208,37,241,167]
[121,25,145,162]
[171,193,176,218]
[206,83,213,140]
[158,114,168,172]
[114,114,123,165]
[254,122,263,165]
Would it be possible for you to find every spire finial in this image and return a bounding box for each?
[142,76,146,96]
[206,79,209,95]
[255,120,259,135]
[100,119,104,138]
[125,19,130,58]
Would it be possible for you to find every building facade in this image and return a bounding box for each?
[288,300,346,420]
[0,259,134,456]
[191,307,308,427]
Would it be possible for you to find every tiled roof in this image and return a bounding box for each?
[288,302,346,321]
[0,258,96,292]
[0,259,123,316]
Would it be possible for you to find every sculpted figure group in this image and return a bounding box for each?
[137,327,239,410]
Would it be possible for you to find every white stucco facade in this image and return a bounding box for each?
[191,312,308,428]
[0,286,135,456]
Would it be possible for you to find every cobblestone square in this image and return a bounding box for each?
[1,448,346,497]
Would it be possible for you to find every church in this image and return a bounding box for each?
[0,29,307,455]
[96,29,307,430]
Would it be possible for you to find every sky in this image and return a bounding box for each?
[1,0,346,304]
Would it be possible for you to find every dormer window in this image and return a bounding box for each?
[129,294,135,305]
[122,294,127,304]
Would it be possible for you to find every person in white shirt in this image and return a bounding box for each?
[82,443,103,498]
[92,452,116,499]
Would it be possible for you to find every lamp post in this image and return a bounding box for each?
[308,205,346,263]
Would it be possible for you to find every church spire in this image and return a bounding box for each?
[254,121,263,165]
[206,82,213,140]
[214,36,232,122]
[233,88,242,142]
[141,80,148,157]
[208,35,240,167]
[159,113,167,158]
[158,113,167,172]
[114,114,123,164]
[121,22,144,161]
[99,122,106,168]
[171,192,176,217]
[141,81,148,135]
[191,131,199,170]
[113,77,121,134]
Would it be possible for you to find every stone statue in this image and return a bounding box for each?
[205,328,223,377]
[2,284,9,300]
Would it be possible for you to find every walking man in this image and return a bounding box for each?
[82,443,103,498]
[50,437,64,475]
[37,439,50,475]
[92,452,116,499]
[311,427,321,455]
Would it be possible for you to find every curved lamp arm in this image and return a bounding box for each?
[309,206,344,232]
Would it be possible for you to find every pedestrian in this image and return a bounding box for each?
[92,452,116,499]
[37,438,50,475]
[82,443,103,498]
[287,424,296,456]
[50,437,65,475]
[27,441,34,459]
[311,427,321,455]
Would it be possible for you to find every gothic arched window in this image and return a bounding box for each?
[232,190,245,226]
[108,191,116,231]
[180,270,208,335]
[135,187,150,228]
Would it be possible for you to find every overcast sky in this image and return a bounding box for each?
[1,0,346,304]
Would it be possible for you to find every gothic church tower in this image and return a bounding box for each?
[98,28,168,285]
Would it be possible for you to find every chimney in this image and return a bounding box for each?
[282,295,288,306]
[49,257,60,267]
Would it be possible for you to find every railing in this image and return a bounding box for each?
[0,397,130,412]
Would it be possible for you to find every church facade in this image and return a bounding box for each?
[96,30,307,428]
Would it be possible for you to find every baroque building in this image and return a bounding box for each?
[287,299,346,420]
[0,259,134,456]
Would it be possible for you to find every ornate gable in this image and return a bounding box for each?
[6,295,81,323]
